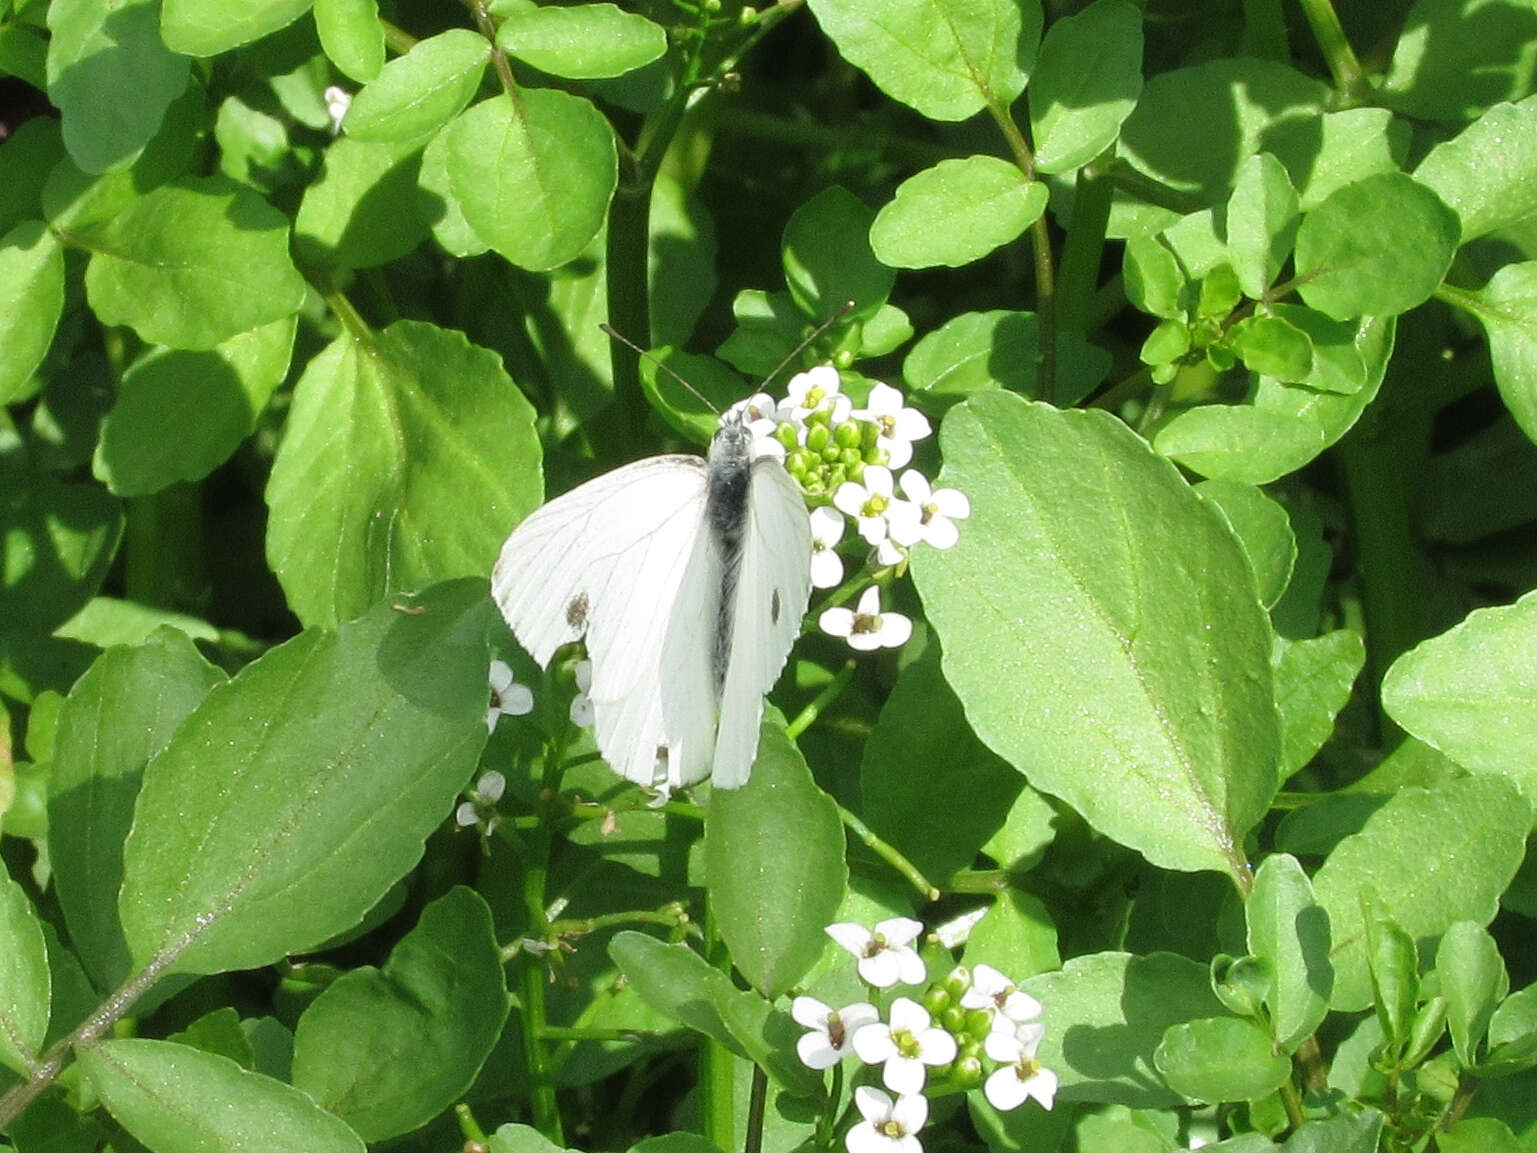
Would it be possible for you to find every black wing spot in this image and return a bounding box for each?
[566,592,589,631]
[770,588,782,625]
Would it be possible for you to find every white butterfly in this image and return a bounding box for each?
[491,415,813,793]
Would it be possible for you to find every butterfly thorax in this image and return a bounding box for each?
[705,422,754,693]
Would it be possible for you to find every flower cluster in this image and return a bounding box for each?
[794,918,1057,1153]
[725,366,970,652]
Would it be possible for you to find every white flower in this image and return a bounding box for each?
[832,466,910,547]
[569,660,594,728]
[854,383,931,469]
[873,536,906,569]
[890,471,969,550]
[791,996,879,1069]
[961,964,1041,1025]
[809,506,846,589]
[825,917,927,987]
[487,660,534,731]
[456,771,507,833]
[846,1086,928,1153]
[323,84,351,134]
[852,996,958,1095]
[819,587,912,652]
[786,364,853,424]
[983,1022,1057,1112]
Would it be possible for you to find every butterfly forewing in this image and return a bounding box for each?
[710,457,814,788]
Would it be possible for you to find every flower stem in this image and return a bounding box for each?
[835,800,939,901]
[1296,0,1367,100]
[987,100,1056,404]
[785,659,856,740]
[516,737,568,1143]
[744,1063,769,1153]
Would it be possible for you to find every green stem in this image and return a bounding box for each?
[1336,407,1431,741]
[785,659,855,741]
[744,1064,769,1153]
[988,101,1055,404]
[835,799,939,901]
[124,483,203,611]
[1055,153,1115,342]
[517,739,568,1143]
[1296,0,1367,100]
[699,906,737,1150]
[1278,1076,1306,1131]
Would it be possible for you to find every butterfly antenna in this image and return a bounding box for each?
[758,299,858,391]
[600,323,721,414]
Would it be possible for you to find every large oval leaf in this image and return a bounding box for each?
[118,580,493,977]
[704,715,845,999]
[912,394,1279,879]
[265,320,541,628]
[444,90,616,271]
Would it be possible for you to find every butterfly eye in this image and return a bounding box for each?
[566,592,589,630]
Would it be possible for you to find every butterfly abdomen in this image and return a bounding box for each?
[706,424,754,693]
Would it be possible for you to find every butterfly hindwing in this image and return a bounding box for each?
[492,456,711,785]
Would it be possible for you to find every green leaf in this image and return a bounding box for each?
[1382,0,1537,122]
[1437,1118,1524,1153]
[0,19,49,90]
[1029,0,1142,174]
[48,630,224,991]
[1437,921,1507,1068]
[78,176,306,350]
[913,395,1279,879]
[783,186,894,323]
[903,310,1041,402]
[292,888,509,1141]
[1247,854,1331,1050]
[294,135,429,269]
[1267,108,1409,212]
[1364,910,1418,1047]
[0,471,124,633]
[870,156,1046,269]
[705,716,845,999]
[638,349,744,446]
[1230,314,1313,384]
[265,320,541,628]
[1194,479,1296,609]
[490,1124,574,1153]
[417,121,488,257]
[79,1039,365,1153]
[314,0,383,82]
[1268,304,1367,395]
[0,220,65,404]
[444,89,617,270]
[630,1136,726,1153]
[1227,153,1299,299]
[496,3,667,79]
[607,931,817,1095]
[1415,96,1537,242]
[1313,775,1530,1011]
[45,0,190,173]
[1020,951,1227,1107]
[161,0,315,56]
[1123,234,1185,320]
[805,0,1039,122]
[1155,317,1395,483]
[0,859,50,1077]
[1463,262,1537,445]
[56,598,219,649]
[118,581,493,976]
[1120,58,1328,202]
[1272,631,1364,779]
[1154,1016,1290,1103]
[1382,590,1537,804]
[1294,173,1459,321]
[964,890,1060,981]
[1281,1111,1384,1153]
[0,118,67,236]
[862,645,1022,883]
[94,317,296,496]
[343,29,489,143]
